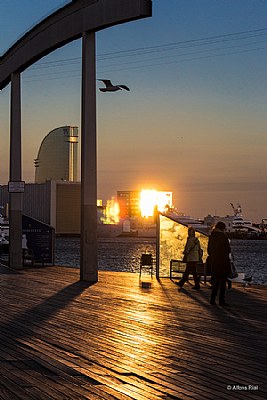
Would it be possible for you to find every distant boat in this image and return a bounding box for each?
[232,215,252,231]
[230,203,259,234]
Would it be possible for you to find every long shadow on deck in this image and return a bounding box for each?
[159,278,267,396]
[0,264,22,274]
[0,264,95,341]
[1,279,94,338]
[166,278,267,337]
[0,271,102,383]
[187,280,265,328]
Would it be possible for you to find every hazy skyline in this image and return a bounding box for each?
[1,0,267,222]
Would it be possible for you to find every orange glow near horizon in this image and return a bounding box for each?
[102,197,120,224]
[140,190,173,217]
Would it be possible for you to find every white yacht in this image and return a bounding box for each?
[230,203,257,232]
[167,212,211,235]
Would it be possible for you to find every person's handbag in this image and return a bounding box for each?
[228,261,238,279]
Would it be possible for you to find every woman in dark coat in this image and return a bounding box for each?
[208,221,231,306]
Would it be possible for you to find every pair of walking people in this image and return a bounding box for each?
[177,222,231,306]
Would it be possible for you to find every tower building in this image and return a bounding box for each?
[34,126,78,183]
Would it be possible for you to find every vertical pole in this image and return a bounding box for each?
[80,31,98,282]
[9,72,23,269]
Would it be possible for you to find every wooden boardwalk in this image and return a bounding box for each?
[0,264,266,400]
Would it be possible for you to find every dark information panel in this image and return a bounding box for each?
[22,215,55,264]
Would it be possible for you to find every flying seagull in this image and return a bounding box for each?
[98,79,130,92]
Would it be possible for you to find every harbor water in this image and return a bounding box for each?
[55,237,156,273]
[55,237,267,285]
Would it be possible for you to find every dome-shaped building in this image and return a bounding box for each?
[34,126,78,183]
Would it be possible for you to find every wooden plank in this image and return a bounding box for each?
[0,265,266,399]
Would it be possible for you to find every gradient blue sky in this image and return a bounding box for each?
[1,0,267,222]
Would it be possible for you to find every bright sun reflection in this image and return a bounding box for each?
[140,190,157,217]
[140,190,172,217]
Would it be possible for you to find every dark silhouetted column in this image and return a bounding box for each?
[9,72,23,269]
[80,31,98,282]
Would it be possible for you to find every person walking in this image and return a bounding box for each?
[208,221,231,306]
[178,227,202,290]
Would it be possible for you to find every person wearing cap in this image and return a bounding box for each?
[208,221,231,306]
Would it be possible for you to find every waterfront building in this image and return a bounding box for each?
[34,126,78,183]
[140,190,172,218]
[117,191,141,219]
[117,190,173,219]
[0,181,123,236]
[0,181,79,234]
[0,183,172,236]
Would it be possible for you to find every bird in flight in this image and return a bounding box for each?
[98,79,130,92]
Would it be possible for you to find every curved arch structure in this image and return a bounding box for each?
[2,0,152,280]
[0,0,152,89]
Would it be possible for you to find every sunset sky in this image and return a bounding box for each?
[1,0,267,222]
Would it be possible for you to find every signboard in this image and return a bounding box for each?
[22,215,55,264]
[8,181,25,193]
